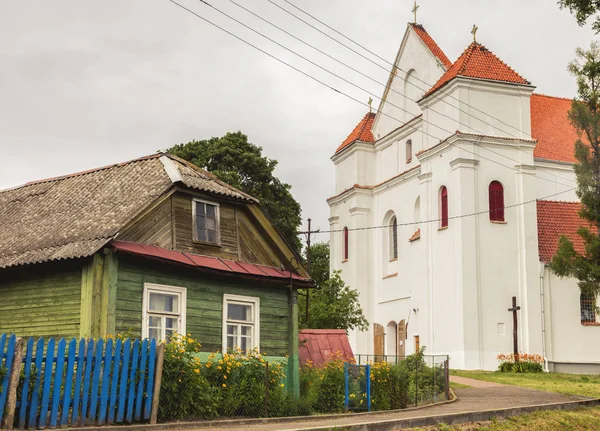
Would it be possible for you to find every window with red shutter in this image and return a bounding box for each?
[489,181,505,222]
[440,186,448,228]
[343,226,349,261]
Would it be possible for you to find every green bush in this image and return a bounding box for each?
[497,353,544,373]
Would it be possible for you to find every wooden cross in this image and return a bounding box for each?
[508,296,521,361]
[471,24,478,43]
[412,0,419,24]
[368,96,373,112]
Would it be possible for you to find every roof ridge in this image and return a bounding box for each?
[408,23,452,68]
[537,199,581,204]
[532,93,573,101]
[471,43,529,84]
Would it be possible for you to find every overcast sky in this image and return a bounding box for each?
[0,0,597,243]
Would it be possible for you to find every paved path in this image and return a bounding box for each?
[180,386,590,430]
[450,375,505,388]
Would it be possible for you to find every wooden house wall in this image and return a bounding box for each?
[114,256,290,355]
[0,260,82,338]
[119,196,173,249]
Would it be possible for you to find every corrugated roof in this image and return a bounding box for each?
[0,153,255,269]
[298,329,354,367]
[410,23,452,68]
[335,112,376,154]
[537,200,596,262]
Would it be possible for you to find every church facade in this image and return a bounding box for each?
[328,22,599,372]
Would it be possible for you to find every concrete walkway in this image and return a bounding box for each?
[449,375,505,388]
[177,386,592,430]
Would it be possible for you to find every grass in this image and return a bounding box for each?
[409,407,600,430]
[450,381,471,389]
[451,369,600,398]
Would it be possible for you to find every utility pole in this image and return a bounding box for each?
[298,218,320,324]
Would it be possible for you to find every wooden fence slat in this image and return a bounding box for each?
[144,340,156,420]
[27,338,45,429]
[98,339,113,425]
[18,338,34,429]
[89,339,104,423]
[71,339,86,426]
[59,339,76,426]
[116,340,131,423]
[126,340,140,423]
[134,340,148,421]
[38,337,55,429]
[108,339,122,424]
[80,340,95,426]
[49,338,66,427]
[4,336,24,430]
[0,334,15,424]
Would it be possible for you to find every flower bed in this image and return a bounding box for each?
[497,353,544,373]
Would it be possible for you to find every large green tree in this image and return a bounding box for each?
[298,242,368,332]
[168,132,302,253]
[559,0,600,32]
[550,42,600,296]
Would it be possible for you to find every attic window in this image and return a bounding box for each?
[193,198,220,245]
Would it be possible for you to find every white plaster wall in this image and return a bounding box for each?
[534,161,578,201]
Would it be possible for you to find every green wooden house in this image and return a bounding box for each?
[0,153,313,392]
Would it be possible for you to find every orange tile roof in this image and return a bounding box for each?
[531,94,582,163]
[335,112,375,154]
[424,42,530,98]
[409,229,421,242]
[537,200,596,262]
[410,24,451,68]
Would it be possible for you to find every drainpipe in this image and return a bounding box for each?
[539,262,549,372]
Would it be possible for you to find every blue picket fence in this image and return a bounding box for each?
[1,335,159,429]
[0,334,18,426]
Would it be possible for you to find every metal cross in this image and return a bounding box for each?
[471,24,478,43]
[368,96,373,112]
[507,296,521,361]
[412,0,419,24]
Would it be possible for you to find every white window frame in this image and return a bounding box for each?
[222,294,260,353]
[192,198,221,245]
[142,283,187,341]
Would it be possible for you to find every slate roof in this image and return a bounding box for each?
[410,23,452,68]
[298,329,354,367]
[0,153,255,269]
[537,200,596,262]
[424,42,530,98]
[335,112,376,154]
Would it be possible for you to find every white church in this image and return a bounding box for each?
[328,21,599,373]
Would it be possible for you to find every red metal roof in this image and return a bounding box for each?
[110,240,312,284]
[537,200,596,262]
[410,24,451,68]
[298,329,354,367]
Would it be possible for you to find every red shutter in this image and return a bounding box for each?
[489,181,504,221]
[343,227,349,260]
[441,187,448,227]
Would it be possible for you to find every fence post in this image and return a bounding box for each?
[150,343,165,425]
[3,337,23,430]
[264,362,269,418]
[433,356,437,404]
[444,358,450,400]
[365,364,371,413]
[414,360,418,407]
[344,362,349,411]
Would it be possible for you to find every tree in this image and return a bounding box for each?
[550,42,600,296]
[298,242,368,331]
[167,132,302,253]
[559,0,600,33]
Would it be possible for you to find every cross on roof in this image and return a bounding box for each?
[412,0,419,24]
[471,24,478,43]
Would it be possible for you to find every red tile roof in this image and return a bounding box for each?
[424,42,530,98]
[335,112,375,154]
[409,229,421,242]
[537,200,596,262]
[531,94,581,163]
[110,240,313,284]
[298,329,354,367]
[410,24,452,68]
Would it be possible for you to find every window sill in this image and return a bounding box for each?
[438,226,448,231]
[490,220,507,225]
[342,259,348,264]
[192,239,222,248]
[383,273,398,280]
[581,321,600,326]
[389,258,398,263]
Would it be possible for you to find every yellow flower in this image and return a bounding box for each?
[222,383,227,388]
[279,383,284,388]
[217,366,222,370]
[223,375,227,379]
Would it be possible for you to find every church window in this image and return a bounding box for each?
[440,186,448,228]
[389,216,398,260]
[581,292,596,323]
[489,181,505,222]
[406,139,413,163]
[343,226,349,261]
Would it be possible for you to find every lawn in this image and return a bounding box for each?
[451,369,600,398]
[410,407,600,430]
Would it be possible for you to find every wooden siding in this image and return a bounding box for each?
[115,256,290,356]
[0,261,82,338]
[119,196,173,249]
[237,210,284,267]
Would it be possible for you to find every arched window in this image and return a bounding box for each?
[489,181,505,222]
[440,186,448,228]
[343,227,349,261]
[389,216,398,259]
[406,139,413,163]
[581,292,596,323]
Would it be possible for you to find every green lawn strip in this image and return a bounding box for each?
[450,381,471,389]
[450,370,600,398]
[409,406,600,430]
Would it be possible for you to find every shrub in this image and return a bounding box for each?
[497,353,544,373]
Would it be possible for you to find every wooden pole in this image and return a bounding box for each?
[149,343,165,425]
[3,337,24,430]
[508,296,521,361]
[264,362,269,418]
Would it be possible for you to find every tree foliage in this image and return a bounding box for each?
[550,42,600,295]
[298,242,368,332]
[167,132,302,253]
[559,0,600,33]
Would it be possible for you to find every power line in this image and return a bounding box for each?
[315,187,576,235]
[192,0,575,188]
